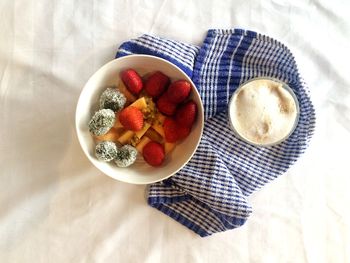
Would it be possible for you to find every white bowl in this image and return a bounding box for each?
[75,55,204,184]
[228,77,300,146]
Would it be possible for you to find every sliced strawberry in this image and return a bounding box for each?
[142,141,165,167]
[175,100,197,128]
[120,69,143,95]
[144,71,170,98]
[157,93,177,116]
[119,106,144,131]
[167,80,191,103]
[163,118,178,143]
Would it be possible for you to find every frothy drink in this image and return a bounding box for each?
[229,79,298,146]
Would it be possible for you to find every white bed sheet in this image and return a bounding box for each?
[1,0,349,262]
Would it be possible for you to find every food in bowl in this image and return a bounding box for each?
[229,77,299,146]
[88,109,116,136]
[95,141,118,161]
[75,55,204,184]
[99,87,126,112]
[88,68,198,167]
[114,144,138,167]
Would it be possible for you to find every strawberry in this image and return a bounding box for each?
[157,93,177,116]
[177,125,191,140]
[119,106,144,131]
[163,118,178,142]
[144,71,170,98]
[167,80,191,103]
[143,141,165,167]
[120,69,143,95]
[175,100,197,128]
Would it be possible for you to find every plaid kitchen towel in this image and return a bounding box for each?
[116,29,316,237]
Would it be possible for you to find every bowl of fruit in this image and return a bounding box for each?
[75,54,204,184]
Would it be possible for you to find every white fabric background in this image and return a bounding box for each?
[1,0,349,262]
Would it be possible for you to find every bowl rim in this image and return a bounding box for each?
[75,54,204,184]
[228,76,300,147]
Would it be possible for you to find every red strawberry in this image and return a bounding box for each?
[121,69,143,95]
[144,71,170,98]
[167,80,191,103]
[163,118,178,142]
[119,106,144,131]
[177,125,191,140]
[175,100,198,128]
[143,141,165,167]
[157,93,177,116]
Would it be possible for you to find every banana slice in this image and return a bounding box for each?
[164,142,176,154]
[94,127,123,142]
[151,112,166,137]
[117,130,135,145]
[152,123,165,138]
[130,97,147,110]
[135,122,151,139]
[135,136,152,153]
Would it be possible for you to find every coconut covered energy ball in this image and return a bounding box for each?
[88,109,115,136]
[114,144,138,167]
[99,87,126,112]
[95,141,118,161]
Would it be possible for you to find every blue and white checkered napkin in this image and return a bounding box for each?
[116,29,316,237]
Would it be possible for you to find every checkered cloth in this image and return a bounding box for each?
[116,29,316,237]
